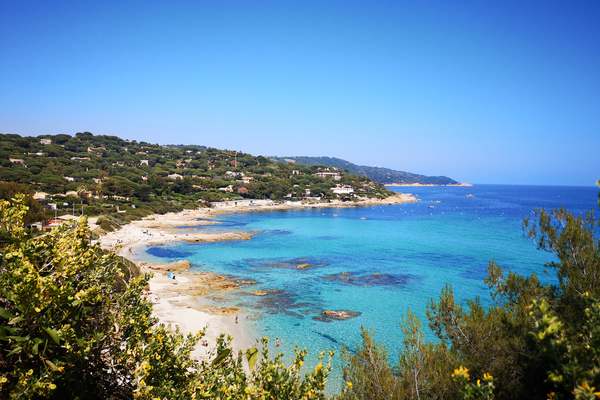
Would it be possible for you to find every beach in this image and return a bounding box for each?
[96,193,417,356]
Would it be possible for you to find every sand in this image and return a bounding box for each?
[95,193,417,356]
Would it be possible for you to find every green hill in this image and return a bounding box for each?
[0,132,392,225]
[271,156,458,185]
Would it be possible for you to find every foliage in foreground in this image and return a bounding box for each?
[0,195,331,399]
[339,203,600,399]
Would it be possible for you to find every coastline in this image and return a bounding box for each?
[96,193,417,356]
[384,182,473,187]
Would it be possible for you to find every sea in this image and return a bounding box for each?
[141,184,598,390]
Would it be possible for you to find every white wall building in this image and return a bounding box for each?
[331,185,354,195]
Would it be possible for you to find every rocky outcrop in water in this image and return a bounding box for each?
[313,309,362,322]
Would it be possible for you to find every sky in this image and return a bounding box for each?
[1,1,599,185]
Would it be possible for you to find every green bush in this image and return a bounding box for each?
[0,196,332,399]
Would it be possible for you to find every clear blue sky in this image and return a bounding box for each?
[1,1,599,185]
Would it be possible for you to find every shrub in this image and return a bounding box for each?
[0,195,332,399]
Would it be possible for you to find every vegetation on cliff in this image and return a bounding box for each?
[0,132,391,227]
[271,156,457,185]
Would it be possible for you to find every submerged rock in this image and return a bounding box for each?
[241,257,329,271]
[313,309,362,322]
[322,271,413,287]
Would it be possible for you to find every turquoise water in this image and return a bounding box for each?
[143,184,598,389]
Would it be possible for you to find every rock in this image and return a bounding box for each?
[252,290,270,296]
[145,260,191,272]
[314,309,362,322]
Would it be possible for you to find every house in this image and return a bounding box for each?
[28,152,45,156]
[242,176,254,184]
[71,157,91,161]
[141,175,148,181]
[87,146,106,153]
[315,171,342,180]
[167,173,183,180]
[331,185,354,195]
[305,188,311,196]
[140,160,149,166]
[65,191,79,197]
[40,138,52,145]
[29,221,43,230]
[291,170,301,175]
[9,158,25,165]
[225,171,242,178]
[237,186,249,195]
[218,185,234,193]
[93,178,102,184]
[210,199,275,209]
[47,214,79,228]
[64,176,75,182]
[33,192,49,201]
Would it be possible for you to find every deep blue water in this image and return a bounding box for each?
[142,184,598,389]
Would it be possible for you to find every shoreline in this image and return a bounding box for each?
[384,182,473,187]
[96,194,417,356]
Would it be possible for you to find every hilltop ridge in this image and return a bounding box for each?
[271,156,457,185]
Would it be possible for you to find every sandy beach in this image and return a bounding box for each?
[96,193,417,356]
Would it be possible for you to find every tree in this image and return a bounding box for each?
[0,196,332,399]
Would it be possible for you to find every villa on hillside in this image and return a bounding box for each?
[331,184,354,195]
[210,199,275,209]
[315,171,342,180]
[167,173,183,180]
[218,185,234,192]
[39,138,52,145]
[9,158,25,165]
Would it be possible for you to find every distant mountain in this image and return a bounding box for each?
[272,156,458,185]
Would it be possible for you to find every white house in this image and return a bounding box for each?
[64,176,75,182]
[331,185,354,195]
[9,158,25,165]
[40,138,52,145]
[167,173,183,180]
[225,171,242,178]
[140,160,149,166]
[218,185,234,192]
[210,199,275,209]
[315,171,342,181]
[33,192,49,200]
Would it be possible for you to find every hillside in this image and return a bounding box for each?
[272,156,457,185]
[0,132,391,225]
